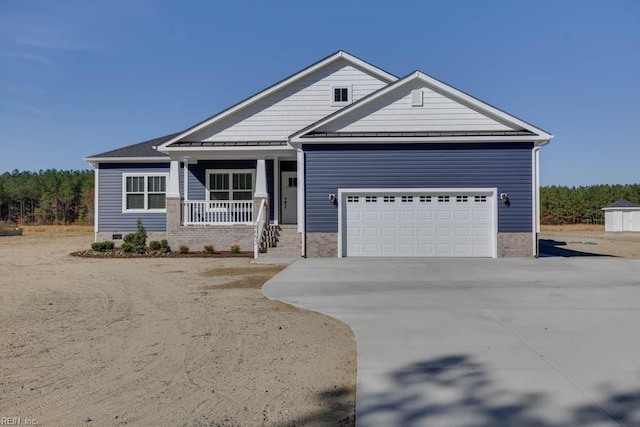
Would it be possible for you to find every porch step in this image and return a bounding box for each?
[260,225,301,258]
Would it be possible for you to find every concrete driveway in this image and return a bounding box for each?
[263,257,640,427]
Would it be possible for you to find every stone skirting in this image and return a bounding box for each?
[497,232,534,257]
[167,225,253,252]
[305,232,338,257]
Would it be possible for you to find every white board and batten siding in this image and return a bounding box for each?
[316,80,515,134]
[338,188,497,258]
[187,59,389,142]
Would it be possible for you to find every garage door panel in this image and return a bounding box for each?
[363,211,379,221]
[419,211,434,220]
[343,190,494,257]
[436,211,452,220]
[400,211,415,221]
[363,227,380,237]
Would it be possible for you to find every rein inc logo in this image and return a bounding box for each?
[0,417,37,425]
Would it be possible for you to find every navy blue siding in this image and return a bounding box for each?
[304,143,533,233]
[97,163,169,232]
[187,160,275,221]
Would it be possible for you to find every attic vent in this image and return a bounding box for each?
[411,89,423,107]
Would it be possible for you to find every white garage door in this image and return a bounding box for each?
[341,190,495,257]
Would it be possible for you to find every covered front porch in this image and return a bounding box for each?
[164,153,303,257]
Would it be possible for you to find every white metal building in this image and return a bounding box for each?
[602,199,640,232]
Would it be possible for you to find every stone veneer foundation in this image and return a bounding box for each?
[305,231,534,258]
[497,232,534,257]
[305,232,338,257]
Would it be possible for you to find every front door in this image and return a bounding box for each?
[281,171,298,224]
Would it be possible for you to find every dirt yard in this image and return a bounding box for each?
[540,225,640,258]
[0,232,355,426]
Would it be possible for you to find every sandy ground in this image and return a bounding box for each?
[0,233,355,427]
[539,230,640,258]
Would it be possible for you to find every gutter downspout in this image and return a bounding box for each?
[532,137,553,257]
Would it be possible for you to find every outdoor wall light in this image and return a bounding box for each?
[500,193,510,206]
[329,193,336,204]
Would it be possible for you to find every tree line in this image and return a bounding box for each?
[540,184,640,225]
[0,168,638,226]
[0,169,94,225]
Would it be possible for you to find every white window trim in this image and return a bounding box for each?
[331,85,352,106]
[121,173,169,213]
[205,169,255,201]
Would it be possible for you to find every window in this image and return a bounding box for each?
[383,196,395,203]
[123,174,167,212]
[456,195,469,203]
[332,87,350,104]
[206,170,254,201]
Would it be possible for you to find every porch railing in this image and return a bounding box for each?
[254,198,268,258]
[182,200,253,225]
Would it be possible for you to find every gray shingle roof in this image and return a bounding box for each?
[603,199,640,209]
[87,133,181,159]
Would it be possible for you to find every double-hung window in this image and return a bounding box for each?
[206,170,254,201]
[123,174,167,212]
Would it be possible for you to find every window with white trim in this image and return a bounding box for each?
[332,86,350,105]
[122,174,167,212]
[206,170,254,201]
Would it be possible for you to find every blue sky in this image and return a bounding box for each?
[0,0,638,186]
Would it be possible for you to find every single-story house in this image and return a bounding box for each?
[602,199,640,232]
[85,51,553,258]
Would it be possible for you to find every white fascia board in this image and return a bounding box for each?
[291,135,548,147]
[291,71,553,144]
[602,207,640,211]
[156,51,398,152]
[84,157,170,164]
[164,148,296,161]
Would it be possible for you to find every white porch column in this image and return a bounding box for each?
[255,158,268,198]
[168,159,180,198]
[183,160,189,200]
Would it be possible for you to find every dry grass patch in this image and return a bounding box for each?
[541,224,604,232]
[201,265,286,278]
[21,224,94,234]
[201,265,287,290]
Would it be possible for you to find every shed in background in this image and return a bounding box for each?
[602,199,640,232]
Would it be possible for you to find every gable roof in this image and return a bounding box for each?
[85,133,179,163]
[602,199,640,209]
[290,70,553,145]
[157,51,398,152]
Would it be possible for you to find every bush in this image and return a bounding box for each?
[179,245,189,254]
[91,241,114,252]
[230,244,241,254]
[149,240,162,251]
[121,242,136,253]
[160,239,168,249]
[123,219,147,254]
[203,244,215,254]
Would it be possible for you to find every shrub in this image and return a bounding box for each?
[203,244,215,254]
[91,241,114,252]
[179,245,189,254]
[230,244,241,254]
[121,242,136,253]
[123,219,147,254]
[160,239,168,249]
[149,240,162,251]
